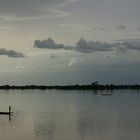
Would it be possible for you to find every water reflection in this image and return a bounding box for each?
[35,114,56,140]
[77,115,94,140]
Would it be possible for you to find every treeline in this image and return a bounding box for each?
[0,83,140,90]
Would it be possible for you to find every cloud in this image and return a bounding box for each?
[0,65,24,73]
[0,0,76,20]
[34,38,140,53]
[115,25,126,30]
[114,45,127,54]
[92,26,107,31]
[58,23,91,30]
[34,38,64,49]
[34,38,113,52]
[0,48,24,58]
[16,65,24,69]
[120,39,140,51]
[64,45,74,50]
[68,57,79,66]
[75,38,113,53]
[75,38,140,53]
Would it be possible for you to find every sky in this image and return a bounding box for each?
[0,0,140,85]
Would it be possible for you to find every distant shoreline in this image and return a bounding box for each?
[0,83,140,90]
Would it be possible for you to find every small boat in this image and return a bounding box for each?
[0,106,12,115]
[100,93,112,96]
[0,106,13,121]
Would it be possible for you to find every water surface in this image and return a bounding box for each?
[0,90,140,140]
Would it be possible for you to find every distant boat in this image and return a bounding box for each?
[100,93,112,96]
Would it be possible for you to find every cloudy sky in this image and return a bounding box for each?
[0,0,140,85]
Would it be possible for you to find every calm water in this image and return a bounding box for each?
[0,90,140,140]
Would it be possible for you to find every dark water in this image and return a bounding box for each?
[0,90,140,140]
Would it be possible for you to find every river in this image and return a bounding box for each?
[0,90,140,140]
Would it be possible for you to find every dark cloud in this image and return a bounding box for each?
[114,45,127,53]
[0,48,24,58]
[34,38,140,53]
[75,38,113,53]
[34,38,113,52]
[64,45,74,50]
[121,39,140,51]
[115,25,126,30]
[75,38,140,53]
[34,38,64,49]
[115,39,140,51]
[0,0,74,20]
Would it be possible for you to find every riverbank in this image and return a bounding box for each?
[0,84,140,90]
